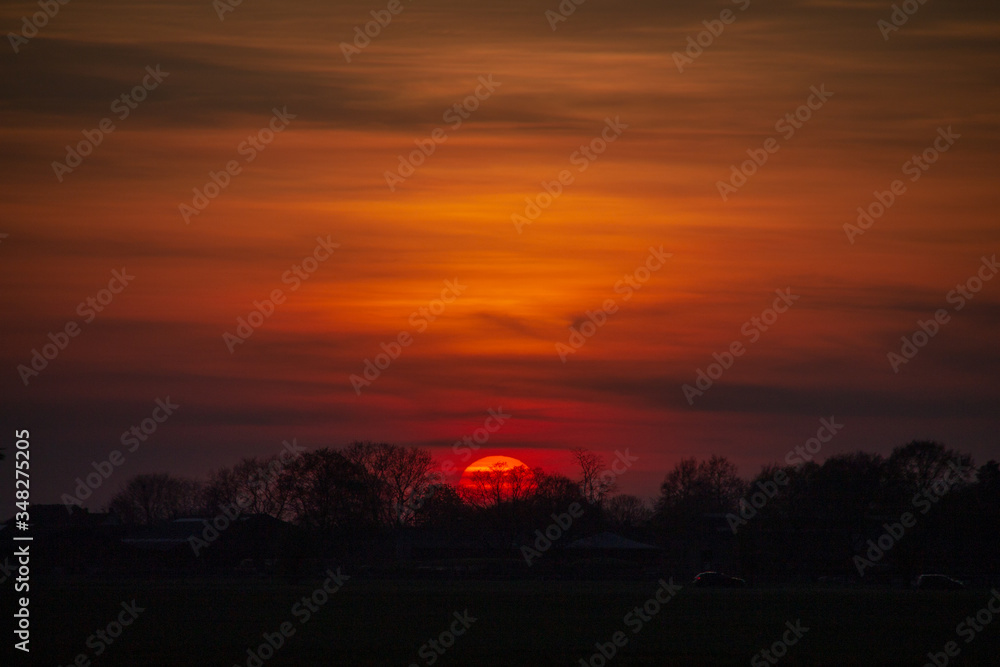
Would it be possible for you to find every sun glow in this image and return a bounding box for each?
[460,455,528,486]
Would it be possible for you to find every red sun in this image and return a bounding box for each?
[459,455,527,487]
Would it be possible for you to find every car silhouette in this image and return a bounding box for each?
[692,571,746,588]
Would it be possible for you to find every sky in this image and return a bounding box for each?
[1,0,998,509]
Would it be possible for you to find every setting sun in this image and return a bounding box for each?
[460,455,528,486]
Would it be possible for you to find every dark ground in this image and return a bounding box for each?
[20,577,1000,666]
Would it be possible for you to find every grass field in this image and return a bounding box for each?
[24,577,1000,666]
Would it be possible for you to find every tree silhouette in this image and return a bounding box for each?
[461,461,538,509]
[886,440,975,500]
[205,453,299,521]
[656,455,745,531]
[89,438,997,582]
[572,448,616,507]
[605,494,653,530]
[108,474,203,526]
[343,441,436,527]
[411,482,471,528]
[287,448,370,531]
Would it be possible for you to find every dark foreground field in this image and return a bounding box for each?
[25,577,1000,666]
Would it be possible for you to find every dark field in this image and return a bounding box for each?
[27,577,1000,666]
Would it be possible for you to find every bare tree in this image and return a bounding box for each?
[534,471,584,505]
[605,494,654,529]
[657,458,703,512]
[204,454,299,521]
[887,440,975,498]
[287,448,369,531]
[573,447,616,506]
[701,455,746,513]
[656,456,745,528]
[411,482,469,528]
[343,441,436,526]
[461,461,539,509]
[108,474,203,526]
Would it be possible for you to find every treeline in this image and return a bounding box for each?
[655,442,1000,578]
[106,444,622,538]
[103,440,1000,578]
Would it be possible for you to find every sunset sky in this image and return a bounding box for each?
[2,0,998,508]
